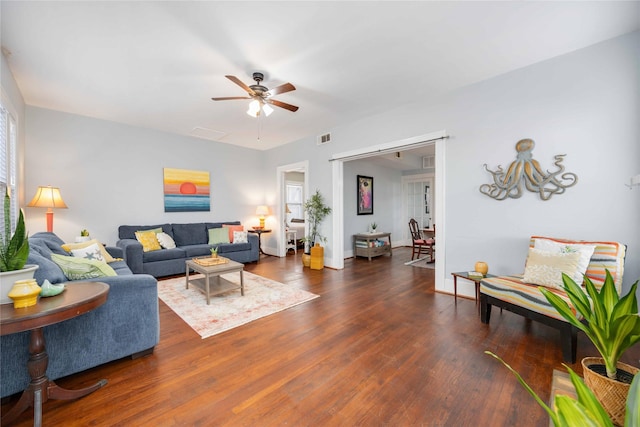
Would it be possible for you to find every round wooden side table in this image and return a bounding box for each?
[0,282,109,427]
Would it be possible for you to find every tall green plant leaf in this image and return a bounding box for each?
[626,371,640,427]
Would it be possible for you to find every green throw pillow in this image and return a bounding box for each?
[51,254,118,280]
[208,227,230,245]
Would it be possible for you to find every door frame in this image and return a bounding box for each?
[330,129,447,292]
[276,161,309,257]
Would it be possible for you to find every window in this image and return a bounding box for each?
[285,182,304,220]
[0,101,18,233]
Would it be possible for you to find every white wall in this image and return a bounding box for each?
[23,107,266,245]
[263,32,640,295]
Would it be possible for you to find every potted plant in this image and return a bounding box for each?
[487,351,640,426]
[370,222,378,233]
[0,188,38,304]
[301,190,332,268]
[539,271,640,425]
[210,246,218,258]
[76,228,91,242]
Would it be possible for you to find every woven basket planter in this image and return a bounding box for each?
[582,357,639,426]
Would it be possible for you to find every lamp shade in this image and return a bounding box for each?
[255,205,269,216]
[27,186,67,233]
[27,186,68,209]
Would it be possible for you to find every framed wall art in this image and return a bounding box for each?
[163,168,210,212]
[357,175,373,215]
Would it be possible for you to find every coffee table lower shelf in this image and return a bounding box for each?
[185,258,245,305]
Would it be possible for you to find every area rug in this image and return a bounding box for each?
[404,257,435,269]
[158,272,319,339]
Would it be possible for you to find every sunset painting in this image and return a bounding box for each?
[163,168,210,212]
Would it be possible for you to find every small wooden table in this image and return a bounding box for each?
[451,272,496,313]
[248,228,271,255]
[353,232,392,261]
[0,282,110,427]
[185,258,244,305]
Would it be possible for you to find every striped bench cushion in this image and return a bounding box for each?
[480,274,581,321]
[530,236,625,293]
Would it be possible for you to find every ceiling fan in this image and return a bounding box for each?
[211,72,299,117]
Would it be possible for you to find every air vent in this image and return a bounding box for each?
[317,132,332,145]
[422,155,435,169]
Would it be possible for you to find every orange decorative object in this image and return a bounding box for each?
[310,243,324,270]
[474,261,489,276]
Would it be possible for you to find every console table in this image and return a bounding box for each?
[353,232,392,261]
[0,282,109,427]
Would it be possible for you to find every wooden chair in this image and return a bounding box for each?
[408,219,435,262]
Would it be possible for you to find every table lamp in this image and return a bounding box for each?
[27,186,68,232]
[255,205,269,229]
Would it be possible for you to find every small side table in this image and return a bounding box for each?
[451,272,496,313]
[0,282,110,427]
[248,228,272,255]
[285,229,297,254]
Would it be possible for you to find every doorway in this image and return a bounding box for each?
[330,130,447,291]
[276,161,309,257]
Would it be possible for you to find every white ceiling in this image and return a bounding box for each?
[1,1,638,151]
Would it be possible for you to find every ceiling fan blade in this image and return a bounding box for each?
[211,96,251,101]
[267,82,296,96]
[225,75,255,96]
[267,99,299,112]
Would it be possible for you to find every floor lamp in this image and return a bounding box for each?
[27,186,68,232]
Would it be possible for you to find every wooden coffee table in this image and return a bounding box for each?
[185,258,244,304]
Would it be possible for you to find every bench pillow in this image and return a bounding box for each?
[530,236,625,292]
[522,248,582,289]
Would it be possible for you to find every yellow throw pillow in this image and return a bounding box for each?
[135,230,161,252]
[62,239,116,263]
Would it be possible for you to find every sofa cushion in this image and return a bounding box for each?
[172,223,207,246]
[70,243,106,262]
[233,230,248,244]
[119,224,172,240]
[480,274,582,321]
[135,230,162,252]
[522,248,582,289]
[142,248,186,263]
[62,239,117,263]
[217,241,251,254]
[208,228,230,245]
[223,224,244,242]
[27,251,66,285]
[156,232,176,249]
[181,244,213,258]
[51,254,118,280]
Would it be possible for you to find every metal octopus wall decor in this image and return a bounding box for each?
[479,139,578,201]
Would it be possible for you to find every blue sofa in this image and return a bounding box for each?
[0,232,159,398]
[116,221,259,278]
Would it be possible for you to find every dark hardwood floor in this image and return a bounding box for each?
[3,247,639,426]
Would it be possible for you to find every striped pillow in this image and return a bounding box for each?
[530,236,625,292]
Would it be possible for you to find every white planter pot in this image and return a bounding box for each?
[0,265,39,304]
[75,236,91,243]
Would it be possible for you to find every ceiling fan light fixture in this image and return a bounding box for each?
[262,103,274,117]
[247,99,261,117]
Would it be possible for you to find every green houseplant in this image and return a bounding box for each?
[302,189,332,251]
[0,188,37,304]
[0,188,29,272]
[539,271,640,425]
[486,351,640,427]
[301,190,331,268]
